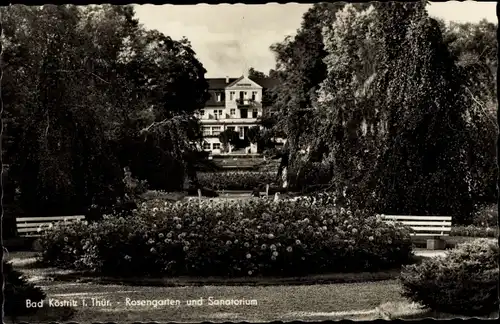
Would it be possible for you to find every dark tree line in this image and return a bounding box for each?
[1,5,210,218]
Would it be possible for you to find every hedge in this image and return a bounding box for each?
[450,225,498,238]
[4,261,46,317]
[40,198,414,277]
[197,172,277,191]
[400,238,499,316]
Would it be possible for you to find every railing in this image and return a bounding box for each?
[236,98,255,106]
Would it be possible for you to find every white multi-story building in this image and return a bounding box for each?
[196,74,278,155]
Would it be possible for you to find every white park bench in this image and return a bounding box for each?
[16,215,87,237]
[379,214,452,250]
[16,215,87,250]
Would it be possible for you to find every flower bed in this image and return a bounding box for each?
[39,198,414,278]
[197,172,277,191]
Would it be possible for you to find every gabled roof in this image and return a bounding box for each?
[206,76,279,90]
[226,76,245,88]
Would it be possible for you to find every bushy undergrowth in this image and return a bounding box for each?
[472,204,497,228]
[40,198,414,277]
[450,225,498,238]
[400,238,499,316]
[197,172,277,190]
[4,261,46,317]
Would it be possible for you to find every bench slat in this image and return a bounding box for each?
[380,215,451,221]
[17,216,85,222]
[17,222,65,228]
[413,233,450,237]
[409,226,452,232]
[17,228,49,233]
[388,221,452,226]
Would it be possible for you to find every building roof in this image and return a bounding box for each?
[207,78,239,90]
[251,77,280,90]
[207,76,279,90]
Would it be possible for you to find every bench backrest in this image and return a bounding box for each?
[16,215,86,236]
[379,214,452,236]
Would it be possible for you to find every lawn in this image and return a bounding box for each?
[9,276,408,322]
[7,252,413,322]
[7,250,495,322]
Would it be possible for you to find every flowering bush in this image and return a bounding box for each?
[400,238,499,316]
[40,198,414,277]
[197,172,277,191]
[123,167,148,199]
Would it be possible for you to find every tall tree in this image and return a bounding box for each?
[1,4,210,215]
[269,2,370,186]
[370,2,473,222]
[248,67,267,79]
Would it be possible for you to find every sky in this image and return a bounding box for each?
[133,2,497,78]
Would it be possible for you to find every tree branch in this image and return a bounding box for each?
[465,86,497,128]
[49,69,111,84]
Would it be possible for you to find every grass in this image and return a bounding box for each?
[7,251,492,322]
[6,251,411,322]
[9,251,427,287]
[7,275,408,322]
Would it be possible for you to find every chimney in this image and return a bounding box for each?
[225,76,229,83]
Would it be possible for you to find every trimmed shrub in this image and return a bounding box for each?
[450,225,498,238]
[197,172,277,191]
[400,238,499,316]
[40,198,414,277]
[4,261,46,317]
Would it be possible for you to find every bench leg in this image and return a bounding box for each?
[426,237,446,250]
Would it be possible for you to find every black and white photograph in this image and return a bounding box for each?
[1,1,498,322]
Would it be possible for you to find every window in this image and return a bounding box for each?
[227,126,235,132]
[252,109,258,118]
[251,91,257,101]
[216,92,221,102]
[214,109,223,118]
[203,142,211,150]
[240,108,248,119]
[230,109,236,116]
[213,143,221,150]
[239,91,244,101]
[230,91,235,101]
[202,126,211,136]
[199,109,205,116]
[212,126,221,135]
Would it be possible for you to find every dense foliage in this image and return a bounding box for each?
[472,204,498,227]
[270,2,497,224]
[4,261,46,317]
[449,225,498,238]
[197,172,277,191]
[1,5,209,217]
[400,239,499,316]
[39,198,414,277]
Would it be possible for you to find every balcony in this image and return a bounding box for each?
[236,98,256,108]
